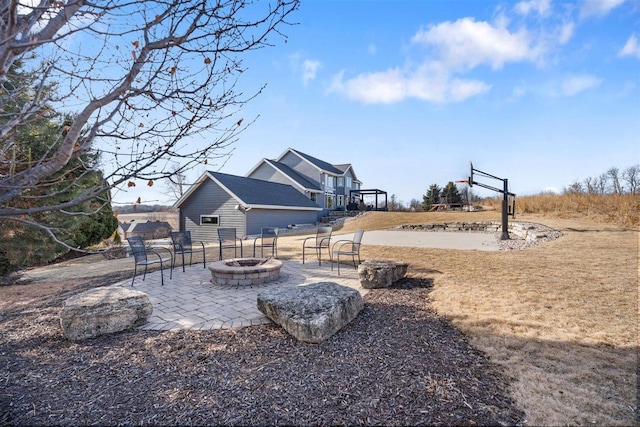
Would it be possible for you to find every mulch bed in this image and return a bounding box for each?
[1,275,524,426]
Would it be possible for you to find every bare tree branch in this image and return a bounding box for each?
[0,0,299,225]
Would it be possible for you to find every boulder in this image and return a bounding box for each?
[358,259,408,289]
[257,282,363,343]
[59,286,152,341]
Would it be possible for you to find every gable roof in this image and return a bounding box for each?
[278,148,344,175]
[175,171,321,211]
[264,160,322,192]
[334,163,361,183]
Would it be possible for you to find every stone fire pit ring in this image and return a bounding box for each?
[209,257,283,286]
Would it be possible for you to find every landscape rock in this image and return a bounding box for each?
[358,259,408,289]
[59,286,152,341]
[257,282,364,343]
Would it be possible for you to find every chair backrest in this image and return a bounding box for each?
[127,235,148,263]
[351,229,364,252]
[260,227,278,246]
[217,228,237,244]
[170,231,192,251]
[315,226,333,247]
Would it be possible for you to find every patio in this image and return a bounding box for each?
[112,259,366,331]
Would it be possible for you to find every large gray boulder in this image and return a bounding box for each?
[358,259,408,289]
[60,286,153,341]
[257,282,363,343]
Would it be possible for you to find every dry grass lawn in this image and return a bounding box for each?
[276,211,638,426]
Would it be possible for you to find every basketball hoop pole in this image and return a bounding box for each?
[463,163,515,240]
[501,178,509,240]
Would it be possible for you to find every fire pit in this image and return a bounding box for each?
[208,258,283,286]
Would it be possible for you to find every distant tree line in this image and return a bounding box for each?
[116,205,178,215]
[564,165,639,195]
[386,181,480,212]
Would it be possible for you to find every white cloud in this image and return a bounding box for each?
[514,0,551,16]
[619,34,640,59]
[560,74,603,96]
[412,18,544,71]
[301,59,321,86]
[558,22,575,45]
[579,0,627,18]
[327,67,490,105]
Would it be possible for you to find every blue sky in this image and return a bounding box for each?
[114,0,640,206]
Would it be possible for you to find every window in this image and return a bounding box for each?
[337,177,344,187]
[200,215,219,225]
[337,195,344,207]
[310,193,317,203]
[345,177,352,188]
[324,174,334,189]
[325,194,334,209]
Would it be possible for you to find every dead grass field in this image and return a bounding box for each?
[276,211,638,426]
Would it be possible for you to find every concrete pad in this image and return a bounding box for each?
[333,230,500,251]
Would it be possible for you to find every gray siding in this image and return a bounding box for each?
[280,152,320,184]
[249,163,295,188]
[244,209,317,235]
[247,163,277,182]
[179,180,246,241]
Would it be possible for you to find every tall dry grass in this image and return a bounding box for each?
[486,193,640,228]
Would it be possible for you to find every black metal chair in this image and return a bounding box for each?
[170,230,206,272]
[331,229,364,275]
[252,227,278,258]
[217,228,243,260]
[127,235,173,286]
[302,226,333,266]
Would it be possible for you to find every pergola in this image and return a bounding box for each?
[349,189,388,211]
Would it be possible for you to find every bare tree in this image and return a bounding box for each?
[388,194,403,211]
[408,199,421,212]
[165,163,189,201]
[0,0,299,246]
[594,173,608,195]
[583,176,596,194]
[622,164,639,194]
[565,181,584,194]
[607,167,622,194]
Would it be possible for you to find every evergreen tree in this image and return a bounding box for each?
[442,181,464,205]
[0,64,118,274]
[422,184,441,211]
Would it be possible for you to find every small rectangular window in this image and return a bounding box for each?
[200,215,219,225]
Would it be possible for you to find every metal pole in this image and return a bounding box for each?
[501,178,509,240]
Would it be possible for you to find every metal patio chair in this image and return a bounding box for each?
[253,227,278,258]
[331,229,364,275]
[170,230,206,272]
[127,235,173,286]
[302,226,333,266]
[217,228,243,260]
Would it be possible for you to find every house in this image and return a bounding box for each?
[245,148,362,215]
[118,220,173,241]
[174,171,322,240]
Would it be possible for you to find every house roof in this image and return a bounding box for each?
[174,171,321,211]
[334,163,361,183]
[265,160,322,192]
[280,148,344,175]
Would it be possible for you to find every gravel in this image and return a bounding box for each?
[1,275,524,426]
